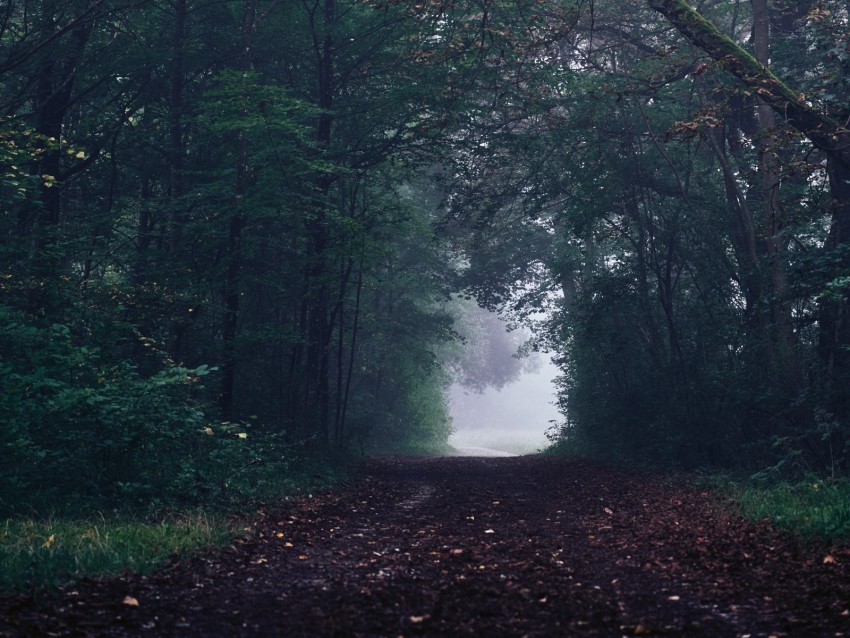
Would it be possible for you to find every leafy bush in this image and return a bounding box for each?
[0,296,352,516]
[0,305,217,512]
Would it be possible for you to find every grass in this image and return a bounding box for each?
[0,512,232,594]
[0,449,356,595]
[731,479,850,543]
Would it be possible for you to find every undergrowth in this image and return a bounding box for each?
[0,451,353,595]
[731,479,850,543]
[0,513,231,594]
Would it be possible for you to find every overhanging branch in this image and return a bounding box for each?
[647,0,850,168]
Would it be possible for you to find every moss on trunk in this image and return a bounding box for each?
[647,0,850,167]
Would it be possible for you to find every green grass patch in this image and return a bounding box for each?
[0,448,354,595]
[733,479,850,543]
[0,512,232,594]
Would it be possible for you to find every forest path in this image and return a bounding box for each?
[451,446,517,457]
[3,456,850,637]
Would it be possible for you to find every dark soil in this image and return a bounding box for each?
[2,455,850,637]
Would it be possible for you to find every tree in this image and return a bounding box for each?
[648,0,850,462]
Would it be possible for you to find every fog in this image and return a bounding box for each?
[448,356,560,455]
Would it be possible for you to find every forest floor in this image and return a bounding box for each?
[2,455,850,637]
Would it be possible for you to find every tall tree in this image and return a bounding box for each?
[648,0,850,438]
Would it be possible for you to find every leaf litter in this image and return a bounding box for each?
[2,455,850,636]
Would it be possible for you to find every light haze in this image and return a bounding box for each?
[448,357,560,455]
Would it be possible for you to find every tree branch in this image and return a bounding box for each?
[647,0,850,168]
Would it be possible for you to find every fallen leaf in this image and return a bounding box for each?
[823,554,838,564]
[603,507,614,515]
[668,595,680,601]
[409,614,429,623]
[484,529,495,534]
[450,549,464,555]
[41,534,56,549]
[122,596,139,607]
[298,555,309,561]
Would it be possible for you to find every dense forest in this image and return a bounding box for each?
[2,0,850,515]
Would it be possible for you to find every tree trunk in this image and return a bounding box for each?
[166,0,188,362]
[29,12,93,264]
[19,7,94,313]
[752,0,799,388]
[338,262,363,445]
[167,0,187,252]
[301,0,337,444]
[220,0,257,421]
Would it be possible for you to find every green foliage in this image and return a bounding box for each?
[0,513,230,593]
[487,0,850,477]
[733,479,850,543]
[359,365,455,456]
[0,294,336,515]
[170,423,350,510]
[7,0,850,533]
[0,0,471,526]
[0,302,211,512]
[0,119,43,208]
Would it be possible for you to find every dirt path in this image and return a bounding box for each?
[3,456,850,637]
